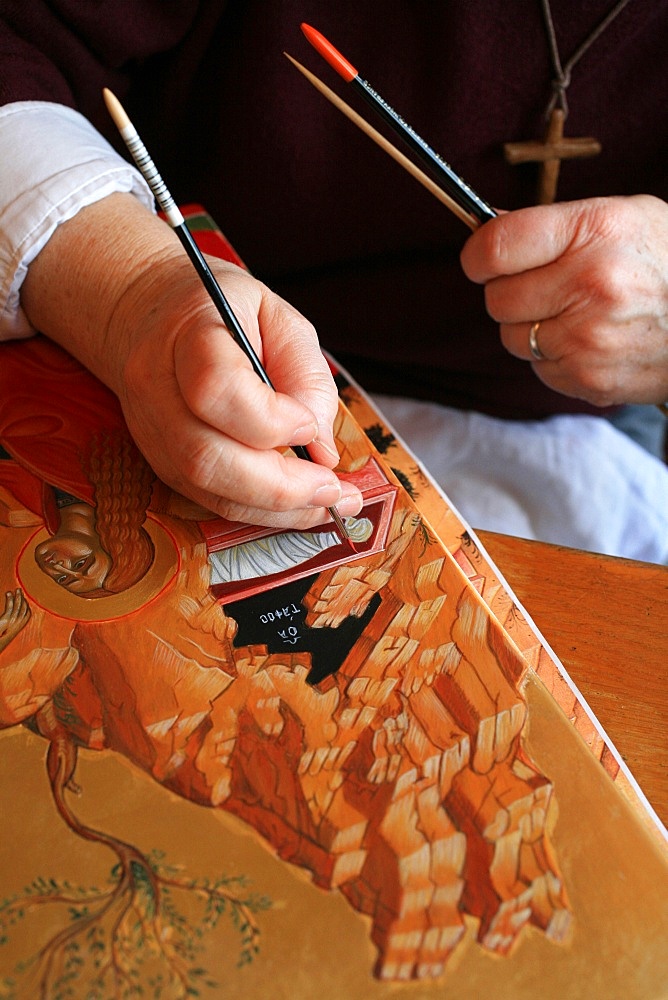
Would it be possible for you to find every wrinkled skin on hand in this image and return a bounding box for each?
[461,195,668,406]
[21,194,363,529]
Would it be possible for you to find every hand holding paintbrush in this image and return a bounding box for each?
[103,89,358,542]
[289,25,668,417]
[22,97,362,535]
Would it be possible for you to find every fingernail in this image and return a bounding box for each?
[308,481,342,508]
[314,435,340,462]
[289,422,318,448]
[335,490,364,517]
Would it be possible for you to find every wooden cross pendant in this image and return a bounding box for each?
[504,108,601,204]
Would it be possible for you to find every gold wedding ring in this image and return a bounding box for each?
[528,322,547,361]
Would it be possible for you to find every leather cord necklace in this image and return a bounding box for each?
[504,0,632,204]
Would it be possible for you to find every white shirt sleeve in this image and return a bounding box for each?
[0,101,155,340]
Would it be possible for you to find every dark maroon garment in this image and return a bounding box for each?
[1,1,666,417]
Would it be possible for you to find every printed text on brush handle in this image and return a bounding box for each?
[355,78,496,223]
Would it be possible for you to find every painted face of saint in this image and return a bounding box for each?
[34,534,112,593]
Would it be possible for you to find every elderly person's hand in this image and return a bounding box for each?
[461,195,668,407]
[21,193,363,529]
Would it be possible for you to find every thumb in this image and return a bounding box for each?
[460,200,601,283]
